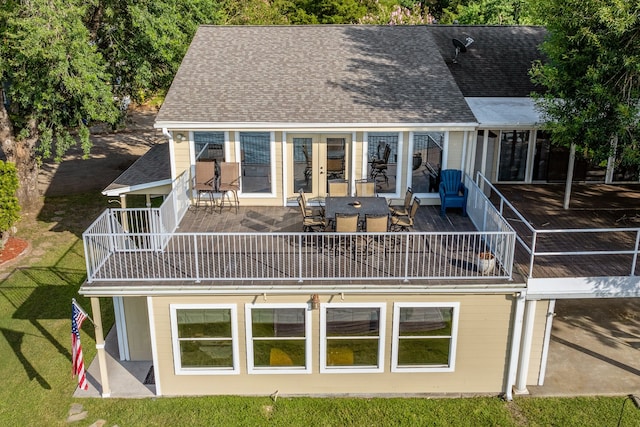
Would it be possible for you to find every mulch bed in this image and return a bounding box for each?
[0,237,29,265]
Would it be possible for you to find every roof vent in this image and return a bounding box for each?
[452,37,474,63]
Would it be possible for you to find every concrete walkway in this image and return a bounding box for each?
[74,328,155,398]
[529,298,640,397]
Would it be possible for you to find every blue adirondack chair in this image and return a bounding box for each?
[439,169,468,217]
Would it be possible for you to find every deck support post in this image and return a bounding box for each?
[515,299,537,394]
[91,297,111,397]
[537,299,556,385]
[505,292,526,401]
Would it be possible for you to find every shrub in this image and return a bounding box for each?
[0,161,20,248]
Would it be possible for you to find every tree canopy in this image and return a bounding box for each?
[530,0,640,168]
[4,0,623,214]
[440,0,537,25]
[0,0,223,210]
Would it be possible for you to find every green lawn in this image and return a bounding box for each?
[1,193,639,426]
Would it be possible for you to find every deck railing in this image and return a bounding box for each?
[84,230,515,283]
[83,172,516,283]
[477,173,640,278]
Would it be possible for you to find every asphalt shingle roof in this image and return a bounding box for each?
[427,26,547,97]
[102,143,170,195]
[156,25,477,126]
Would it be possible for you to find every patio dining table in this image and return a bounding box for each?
[324,196,389,221]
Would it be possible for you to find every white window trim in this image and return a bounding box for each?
[245,303,312,375]
[235,131,277,198]
[391,302,460,373]
[408,131,447,200]
[320,302,386,374]
[169,304,239,375]
[364,132,403,199]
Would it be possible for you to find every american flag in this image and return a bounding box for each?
[71,300,88,390]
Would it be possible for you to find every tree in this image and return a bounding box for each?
[0,161,20,249]
[1,0,118,211]
[0,0,223,211]
[89,0,225,108]
[440,0,538,25]
[530,0,640,175]
[360,2,434,25]
[222,0,289,24]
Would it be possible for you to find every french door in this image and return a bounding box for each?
[290,134,350,199]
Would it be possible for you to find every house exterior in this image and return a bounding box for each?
[79,25,640,399]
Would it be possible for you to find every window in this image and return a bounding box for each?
[391,302,459,372]
[498,130,529,181]
[412,132,444,193]
[194,132,225,161]
[320,303,386,373]
[367,133,399,194]
[294,138,313,192]
[240,131,272,194]
[245,304,311,374]
[170,304,239,375]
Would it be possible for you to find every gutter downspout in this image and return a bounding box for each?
[505,291,526,401]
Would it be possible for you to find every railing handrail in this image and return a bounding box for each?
[475,172,640,278]
[84,230,515,238]
[533,227,640,234]
[84,230,515,283]
[475,172,535,234]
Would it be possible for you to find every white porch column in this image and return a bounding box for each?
[505,292,526,401]
[90,297,111,397]
[605,135,617,184]
[515,299,537,394]
[480,131,489,192]
[537,299,556,385]
[563,143,576,209]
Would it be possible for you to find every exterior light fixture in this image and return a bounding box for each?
[311,294,320,310]
[175,132,186,143]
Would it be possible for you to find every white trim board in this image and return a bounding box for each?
[527,276,640,300]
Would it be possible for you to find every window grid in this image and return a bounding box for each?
[320,303,386,374]
[170,304,239,375]
[194,131,225,161]
[392,302,459,373]
[245,304,312,374]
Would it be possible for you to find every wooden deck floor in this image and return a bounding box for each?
[179,202,477,234]
[495,183,640,278]
[87,202,518,285]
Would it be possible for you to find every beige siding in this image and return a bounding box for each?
[397,131,410,191]
[172,131,191,180]
[354,131,365,179]
[151,293,516,396]
[124,297,152,360]
[446,131,465,170]
[527,300,550,385]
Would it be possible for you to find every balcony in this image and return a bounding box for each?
[82,172,517,287]
[489,181,640,282]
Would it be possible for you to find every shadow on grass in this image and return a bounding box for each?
[0,327,51,389]
[0,243,93,389]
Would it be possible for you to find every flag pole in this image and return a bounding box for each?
[72,298,95,326]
